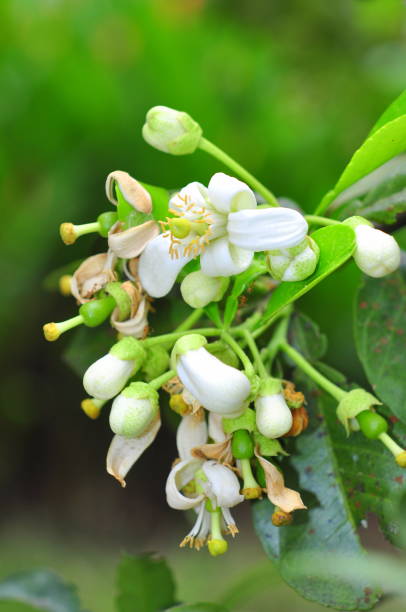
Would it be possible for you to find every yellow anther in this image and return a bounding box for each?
[59,275,72,296]
[169,394,191,415]
[43,322,60,341]
[60,222,77,245]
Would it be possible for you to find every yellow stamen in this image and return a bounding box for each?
[43,322,60,341]
[60,222,76,245]
[59,275,72,296]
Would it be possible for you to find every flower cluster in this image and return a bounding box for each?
[43,105,405,556]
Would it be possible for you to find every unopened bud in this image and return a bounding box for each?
[344,217,400,278]
[267,236,319,282]
[181,271,229,308]
[142,106,202,155]
[109,382,159,437]
[255,379,293,439]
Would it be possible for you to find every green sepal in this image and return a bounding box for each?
[97,211,118,237]
[253,431,288,457]
[337,388,382,436]
[141,346,170,381]
[109,337,146,363]
[121,381,159,406]
[206,344,239,368]
[105,281,131,322]
[223,408,256,435]
[343,216,372,230]
[258,377,282,397]
[231,429,254,459]
[171,334,207,371]
[79,295,116,327]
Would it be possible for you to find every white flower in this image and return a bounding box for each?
[172,335,251,416]
[139,173,308,298]
[255,379,293,439]
[353,225,400,278]
[109,382,159,438]
[83,337,146,400]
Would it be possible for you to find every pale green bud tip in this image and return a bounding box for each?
[259,377,282,396]
[60,222,77,245]
[396,451,406,468]
[171,333,207,368]
[109,336,146,362]
[343,216,372,229]
[121,381,159,405]
[181,271,229,309]
[208,538,228,556]
[143,105,202,155]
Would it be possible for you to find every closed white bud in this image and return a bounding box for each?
[180,271,229,308]
[255,379,292,438]
[267,236,319,282]
[83,353,135,401]
[109,382,159,437]
[353,224,400,278]
[142,106,202,155]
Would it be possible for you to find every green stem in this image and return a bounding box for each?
[305,215,341,227]
[279,341,347,402]
[379,432,404,457]
[264,315,290,367]
[221,331,255,376]
[149,369,176,390]
[142,327,221,348]
[241,330,268,378]
[175,308,204,332]
[198,137,278,207]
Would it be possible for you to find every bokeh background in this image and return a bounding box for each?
[1,0,406,610]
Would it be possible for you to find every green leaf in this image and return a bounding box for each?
[289,311,327,362]
[334,164,406,225]
[63,326,114,378]
[254,225,355,329]
[0,570,84,612]
[223,259,267,327]
[167,605,228,612]
[253,388,382,610]
[317,89,406,214]
[116,554,176,612]
[141,182,170,222]
[354,265,406,424]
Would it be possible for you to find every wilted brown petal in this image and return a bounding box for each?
[108,220,159,259]
[255,450,306,513]
[71,252,117,304]
[191,438,233,465]
[105,170,152,214]
[110,295,149,338]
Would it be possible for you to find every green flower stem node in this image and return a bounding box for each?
[336,388,382,436]
[79,295,116,327]
[109,337,146,363]
[231,429,254,459]
[258,377,282,396]
[97,211,118,237]
[356,410,388,439]
[141,346,170,381]
[223,408,256,435]
[105,281,131,321]
[253,431,287,457]
[121,381,159,405]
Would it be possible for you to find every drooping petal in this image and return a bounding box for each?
[208,172,257,214]
[138,234,193,298]
[202,460,244,508]
[176,412,208,461]
[106,416,161,487]
[255,451,306,513]
[191,439,233,465]
[227,208,308,251]
[105,170,152,214]
[108,221,160,259]
[165,459,204,510]
[200,237,253,277]
[177,347,250,416]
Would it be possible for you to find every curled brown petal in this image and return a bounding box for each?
[105,170,152,214]
[108,220,159,259]
[71,252,117,304]
[111,296,149,338]
[191,438,233,465]
[255,448,306,513]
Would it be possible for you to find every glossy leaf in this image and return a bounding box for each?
[167,604,228,612]
[0,570,84,612]
[141,182,170,222]
[289,311,327,362]
[254,225,355,329]
[116,554,176,612]
[253,387,381,610]
[223,259,267,327]
[354,266,406,424]
[316,89,406,214]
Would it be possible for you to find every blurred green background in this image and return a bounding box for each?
[1,0,406,610]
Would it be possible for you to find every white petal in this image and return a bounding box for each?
[138,234,193,298]
[208,413,227,443]
[208,172,257,214]
[202,460,244,508]
[227,208,308,251]
[255,393,293,438]
[177,347,250,415]
[108,221,159,259]
[106,417,160,487]
[177,413,208,461]
[169,182,208,218]
[83,354,134,400]
[200,237,253,277]
[165,459,204,510]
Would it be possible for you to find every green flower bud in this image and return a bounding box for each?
[336,388,382,436]
[142,106,202,155]
[180,271,229,308]
[267,236,319,282]
[356,410,388,439]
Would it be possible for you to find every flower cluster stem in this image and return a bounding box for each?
[149,369,176,390]
[175,308,204,332]
[221,331,255,377]
[241,330,268,378]
[304,215,341,227]
[198,137,279,207]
